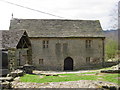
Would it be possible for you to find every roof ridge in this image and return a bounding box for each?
[12,18,99,21]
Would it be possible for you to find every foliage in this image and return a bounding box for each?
[105,40,118,60]
[109,2,118,29]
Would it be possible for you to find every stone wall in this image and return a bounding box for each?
[8,47,32,72]
[0,50,2,69]
[16,49,28,66]
[31,37,104,70]
[27,47,32,65]
[0,50,2,76]
[16,48,32,65]
[8,49,17,71]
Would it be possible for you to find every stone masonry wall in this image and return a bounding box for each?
[8,49,17,71]
[31,38,104,70]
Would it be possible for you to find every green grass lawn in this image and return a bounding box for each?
[20,71,120,85]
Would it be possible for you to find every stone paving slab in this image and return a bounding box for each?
[0,77,13,81]
[11,80,118,88]
[33,70,95,75]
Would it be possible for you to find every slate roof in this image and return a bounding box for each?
[10,19,104,38]
[0,30,26,49]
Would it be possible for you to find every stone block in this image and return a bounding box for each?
[23,64,34,74]
[10,69,24,77]
[0,77,13,82]
[0,81,12,89]
[10,72,17,78]
[101,70,120,73]
[17,71,24,76]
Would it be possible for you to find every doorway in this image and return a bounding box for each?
[64,57,73,70]
[2,51,8,69]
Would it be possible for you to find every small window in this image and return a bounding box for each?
[86,40,92,48]
[39,59,43,64]
[86,57,90,63]
[46,40,49,48]
[47,40,49,44]
[43,41,45,44]
[43,40,49,48]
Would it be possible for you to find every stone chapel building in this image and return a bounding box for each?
[9,19,105,71]
[0,30,32,76]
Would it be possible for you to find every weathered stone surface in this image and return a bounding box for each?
[10,69,24,78]
[101,70,120,73]
[0,69,9,77]
[45,74,58,76]
[0,30,32,74]
[30,38,104,71]
[9,19,105,71]
[102,86,119,90]
[10,19,104,37]
[0,77,13,82]
[8,50,16,71]
[23,64,34,74]
[10,72,18,78]
[104,62,119,67]
[111,63,120,70]
[0,81,12,89]
[17,71,24,76]
[11,80,118,88]
[14,77,20,81]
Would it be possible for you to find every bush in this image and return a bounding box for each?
[105,40,118,60]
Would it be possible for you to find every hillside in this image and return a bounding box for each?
[104,30,118,42]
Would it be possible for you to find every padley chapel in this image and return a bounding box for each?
[1,18,105,71]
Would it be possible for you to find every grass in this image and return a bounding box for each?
[20,74,97,83]
[20,71,120,85]
[102,74,120,84]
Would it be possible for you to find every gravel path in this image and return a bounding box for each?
[11,80,118,88]
[33,70,96,74]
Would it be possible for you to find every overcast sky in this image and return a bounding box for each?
[0,0,119,30]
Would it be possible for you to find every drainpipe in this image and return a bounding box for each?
[102,38,105,67]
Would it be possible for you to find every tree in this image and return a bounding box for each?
[105,40,118,60]
[109,1,118,29]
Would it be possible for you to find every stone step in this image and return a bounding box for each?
[10,70,24,78]
[0,81,12,89]
[101,70,120,73]
[0,77,13,82]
